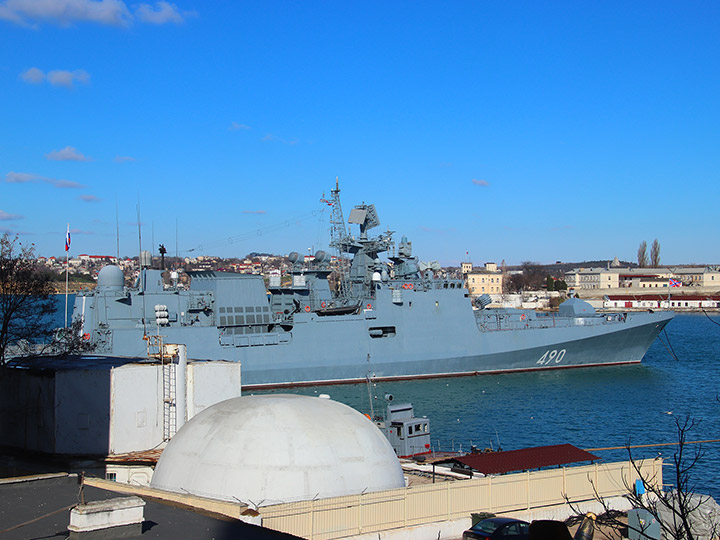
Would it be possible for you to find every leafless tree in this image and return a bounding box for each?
[0,233,56,365]
[567,416,720,540]
[637,241,649,268]
[508,261,547,292]
[651,239,661,268]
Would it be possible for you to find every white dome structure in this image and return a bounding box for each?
[151,394,405,506]
[97,265,124,290]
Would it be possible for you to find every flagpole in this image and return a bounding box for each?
[64,223,70,328]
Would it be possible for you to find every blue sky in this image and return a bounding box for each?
[1,1,719,266]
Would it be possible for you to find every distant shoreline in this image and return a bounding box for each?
[50,282,95,294]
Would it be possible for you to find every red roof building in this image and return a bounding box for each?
[436,444,599,475]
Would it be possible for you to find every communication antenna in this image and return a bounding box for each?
[115,195,120,260]
[152,221,155,258]
[137,201,147,336]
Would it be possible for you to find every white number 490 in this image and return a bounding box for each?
[536,349,566,366]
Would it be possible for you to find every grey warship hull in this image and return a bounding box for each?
[77,286,671,389]
[71,184,673,389]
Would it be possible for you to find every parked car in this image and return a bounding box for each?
[462,517,530,539]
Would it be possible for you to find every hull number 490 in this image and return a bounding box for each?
[536,349,566,365]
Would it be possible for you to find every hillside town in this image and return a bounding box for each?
[39,250,720,311]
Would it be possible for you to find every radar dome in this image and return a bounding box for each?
[288,251,299,263]
[97,265,124,290]
[151,394,405,506]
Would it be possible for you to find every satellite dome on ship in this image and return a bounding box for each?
[96,265,124,291]
[150,394,405,506]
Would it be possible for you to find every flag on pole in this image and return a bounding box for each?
[669,278,681,287]
[65,225,71,252]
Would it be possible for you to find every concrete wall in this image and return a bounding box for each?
[55,369,112,454]
[187,361,242,418]
[0,360,242,457]
[109,365,163,455]
[0,368,55,452]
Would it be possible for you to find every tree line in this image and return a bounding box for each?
[638,239,661,268]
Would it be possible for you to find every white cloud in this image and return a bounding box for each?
[20,67,90,87]
[5,171,38,183]
[5,171,85,189]
[134,1,188,24]
[46,145,91,161]
[0,0,131,26]
[114,155,136,162]
[471,178,489,187]
[20,66,44,83]
[47,69,90,87]
[52,179,84,188]
[79,194,100,202]
[0,209,23,220]
[261,133,297,145]
[0,0,194,26]
[229,122,251,131]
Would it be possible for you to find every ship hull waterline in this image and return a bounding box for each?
[98,309,672,390]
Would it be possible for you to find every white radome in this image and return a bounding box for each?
[96,265,124,290]
[151,394,405,506]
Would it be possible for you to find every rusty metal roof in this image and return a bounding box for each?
[437,444,599,475]
[102,448,164,464]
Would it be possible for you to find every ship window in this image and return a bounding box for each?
[247,315,256,324]
[235,306,244,313]
[263,315,270,323]
[235,315,244,324]
[220,316,227,325]
[263,306,269,312]
[219,307,226,313]
[105,472,117,481]
[246,306,255,312]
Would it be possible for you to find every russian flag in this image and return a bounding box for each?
[669,278,680,287]
[65,225,71,252]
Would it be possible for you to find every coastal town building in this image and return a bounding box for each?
[464,262,504,295]
[565,266,720,292]
[603,294,720,310]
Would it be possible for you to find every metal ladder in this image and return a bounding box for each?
[146,335,177,441]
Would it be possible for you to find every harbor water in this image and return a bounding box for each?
[254,313,720,500]
[55,298,719,498]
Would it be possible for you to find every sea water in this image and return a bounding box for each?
[53,299,719,498]
[254,314,720,499]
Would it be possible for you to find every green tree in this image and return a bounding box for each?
[546,275,555,291]
[0,233,56,365]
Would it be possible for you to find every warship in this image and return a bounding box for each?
[70,182,673,389]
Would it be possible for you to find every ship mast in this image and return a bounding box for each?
[325,177,353,300]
